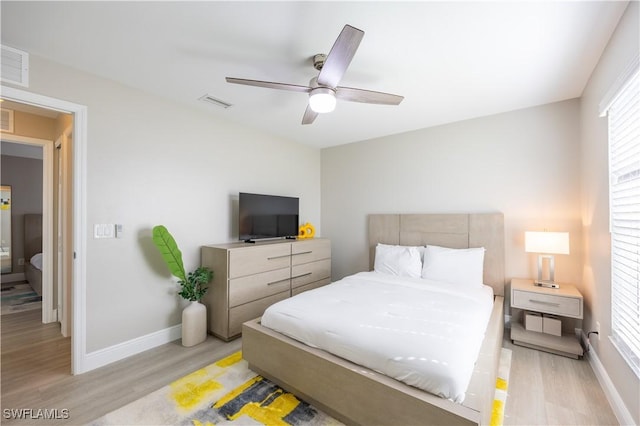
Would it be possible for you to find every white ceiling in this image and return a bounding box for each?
[0,1,628,148]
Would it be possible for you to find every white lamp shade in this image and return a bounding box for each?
[525,231,570,255]
[309,88,336,113]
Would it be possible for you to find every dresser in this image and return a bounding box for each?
[201,238,331,341]
[510,278,583,358]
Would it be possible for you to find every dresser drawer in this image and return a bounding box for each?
[291,259,331,289]
[512,289,581,318]
[228,268,291,308]
[228,291,289,337]
[292,278,331,296]
[229,243,291,278]
[291,239,331,265]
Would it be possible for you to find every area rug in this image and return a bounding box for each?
[1,281,42,315]
[92,349,512,426]
[491,347,512,426]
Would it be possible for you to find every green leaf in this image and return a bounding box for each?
[152,225,187,283]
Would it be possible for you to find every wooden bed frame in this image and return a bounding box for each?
[24,213,43,296]
[242,213,505,425]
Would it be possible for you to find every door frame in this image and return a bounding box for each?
[2,85,87,375]
[55,127,72,337]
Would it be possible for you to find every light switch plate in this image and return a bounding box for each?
[94,224,115,239]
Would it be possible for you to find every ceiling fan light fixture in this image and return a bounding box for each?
[309,87,336,113]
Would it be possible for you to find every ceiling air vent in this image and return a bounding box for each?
[199,94,232,109]
[1,45,29,87]
[1,109,15,133]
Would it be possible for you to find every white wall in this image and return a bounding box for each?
[0,154,43,273]
[18,54,321,352]
[579,2,639,424]
[322,99,582,292]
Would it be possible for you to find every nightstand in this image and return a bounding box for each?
[510,278,584,359]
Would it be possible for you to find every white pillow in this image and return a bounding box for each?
[374,243,422,278]
[30,253,43,270]
[421,245,485,288]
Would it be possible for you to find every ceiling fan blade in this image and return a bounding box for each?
[317,25,364,88]
[302,105,318,125]
[226,77,311,93]
[335,86,404,105]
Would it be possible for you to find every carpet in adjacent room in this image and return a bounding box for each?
[1,281,42,315]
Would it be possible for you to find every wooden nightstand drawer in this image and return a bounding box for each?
[512,290,581,318]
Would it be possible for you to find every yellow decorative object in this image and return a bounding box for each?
[298,222,315,239]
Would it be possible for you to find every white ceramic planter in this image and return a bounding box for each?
[182,301,207,347]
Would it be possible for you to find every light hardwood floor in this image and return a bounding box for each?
[503,338,618,425]
[1,309,618,425]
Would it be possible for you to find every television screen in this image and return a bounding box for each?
[239,192,299,242]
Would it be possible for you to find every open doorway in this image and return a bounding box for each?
[2,86,86,375]
[1,100,73,372]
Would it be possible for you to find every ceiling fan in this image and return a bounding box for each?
[226,24,404,125]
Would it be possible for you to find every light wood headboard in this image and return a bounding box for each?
[368,213,505,296]
[24,214,42,260]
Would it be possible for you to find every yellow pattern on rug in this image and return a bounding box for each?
[170,368,223,411]
[215,351,243,368]
[490,348,512,426]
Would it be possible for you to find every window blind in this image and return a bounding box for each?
[608,69,640,377]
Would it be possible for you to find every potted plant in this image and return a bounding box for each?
[152,225,213,347]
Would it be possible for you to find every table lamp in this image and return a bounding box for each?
[524,231,570,288]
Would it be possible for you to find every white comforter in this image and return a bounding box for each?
[260,271,494,402]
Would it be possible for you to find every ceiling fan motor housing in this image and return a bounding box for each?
[313,54,327,71]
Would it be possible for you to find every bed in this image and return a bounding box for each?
[242,213,505,425]
[24,214,43,296]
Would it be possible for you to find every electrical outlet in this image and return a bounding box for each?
[18,258,24,265]
[596,321,601,339]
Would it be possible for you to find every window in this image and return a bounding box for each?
[605,63,640,377]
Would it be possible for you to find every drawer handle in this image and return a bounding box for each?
[529,299,560,307]
[291,272,313,280]
[292,251,313,256]
[267,254,290,260]
[267,278,290,286]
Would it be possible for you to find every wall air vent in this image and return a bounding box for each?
[0,109,15,133]
[1,45,29,87]
[199,94,232,109]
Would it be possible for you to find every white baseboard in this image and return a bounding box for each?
[580,331,635,426]
[82,324,182,373]
[1,272,26,283]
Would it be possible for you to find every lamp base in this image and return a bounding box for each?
[536,254,559,288]
[534,280,560,289]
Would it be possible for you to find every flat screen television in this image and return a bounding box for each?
[239,192,299,242]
